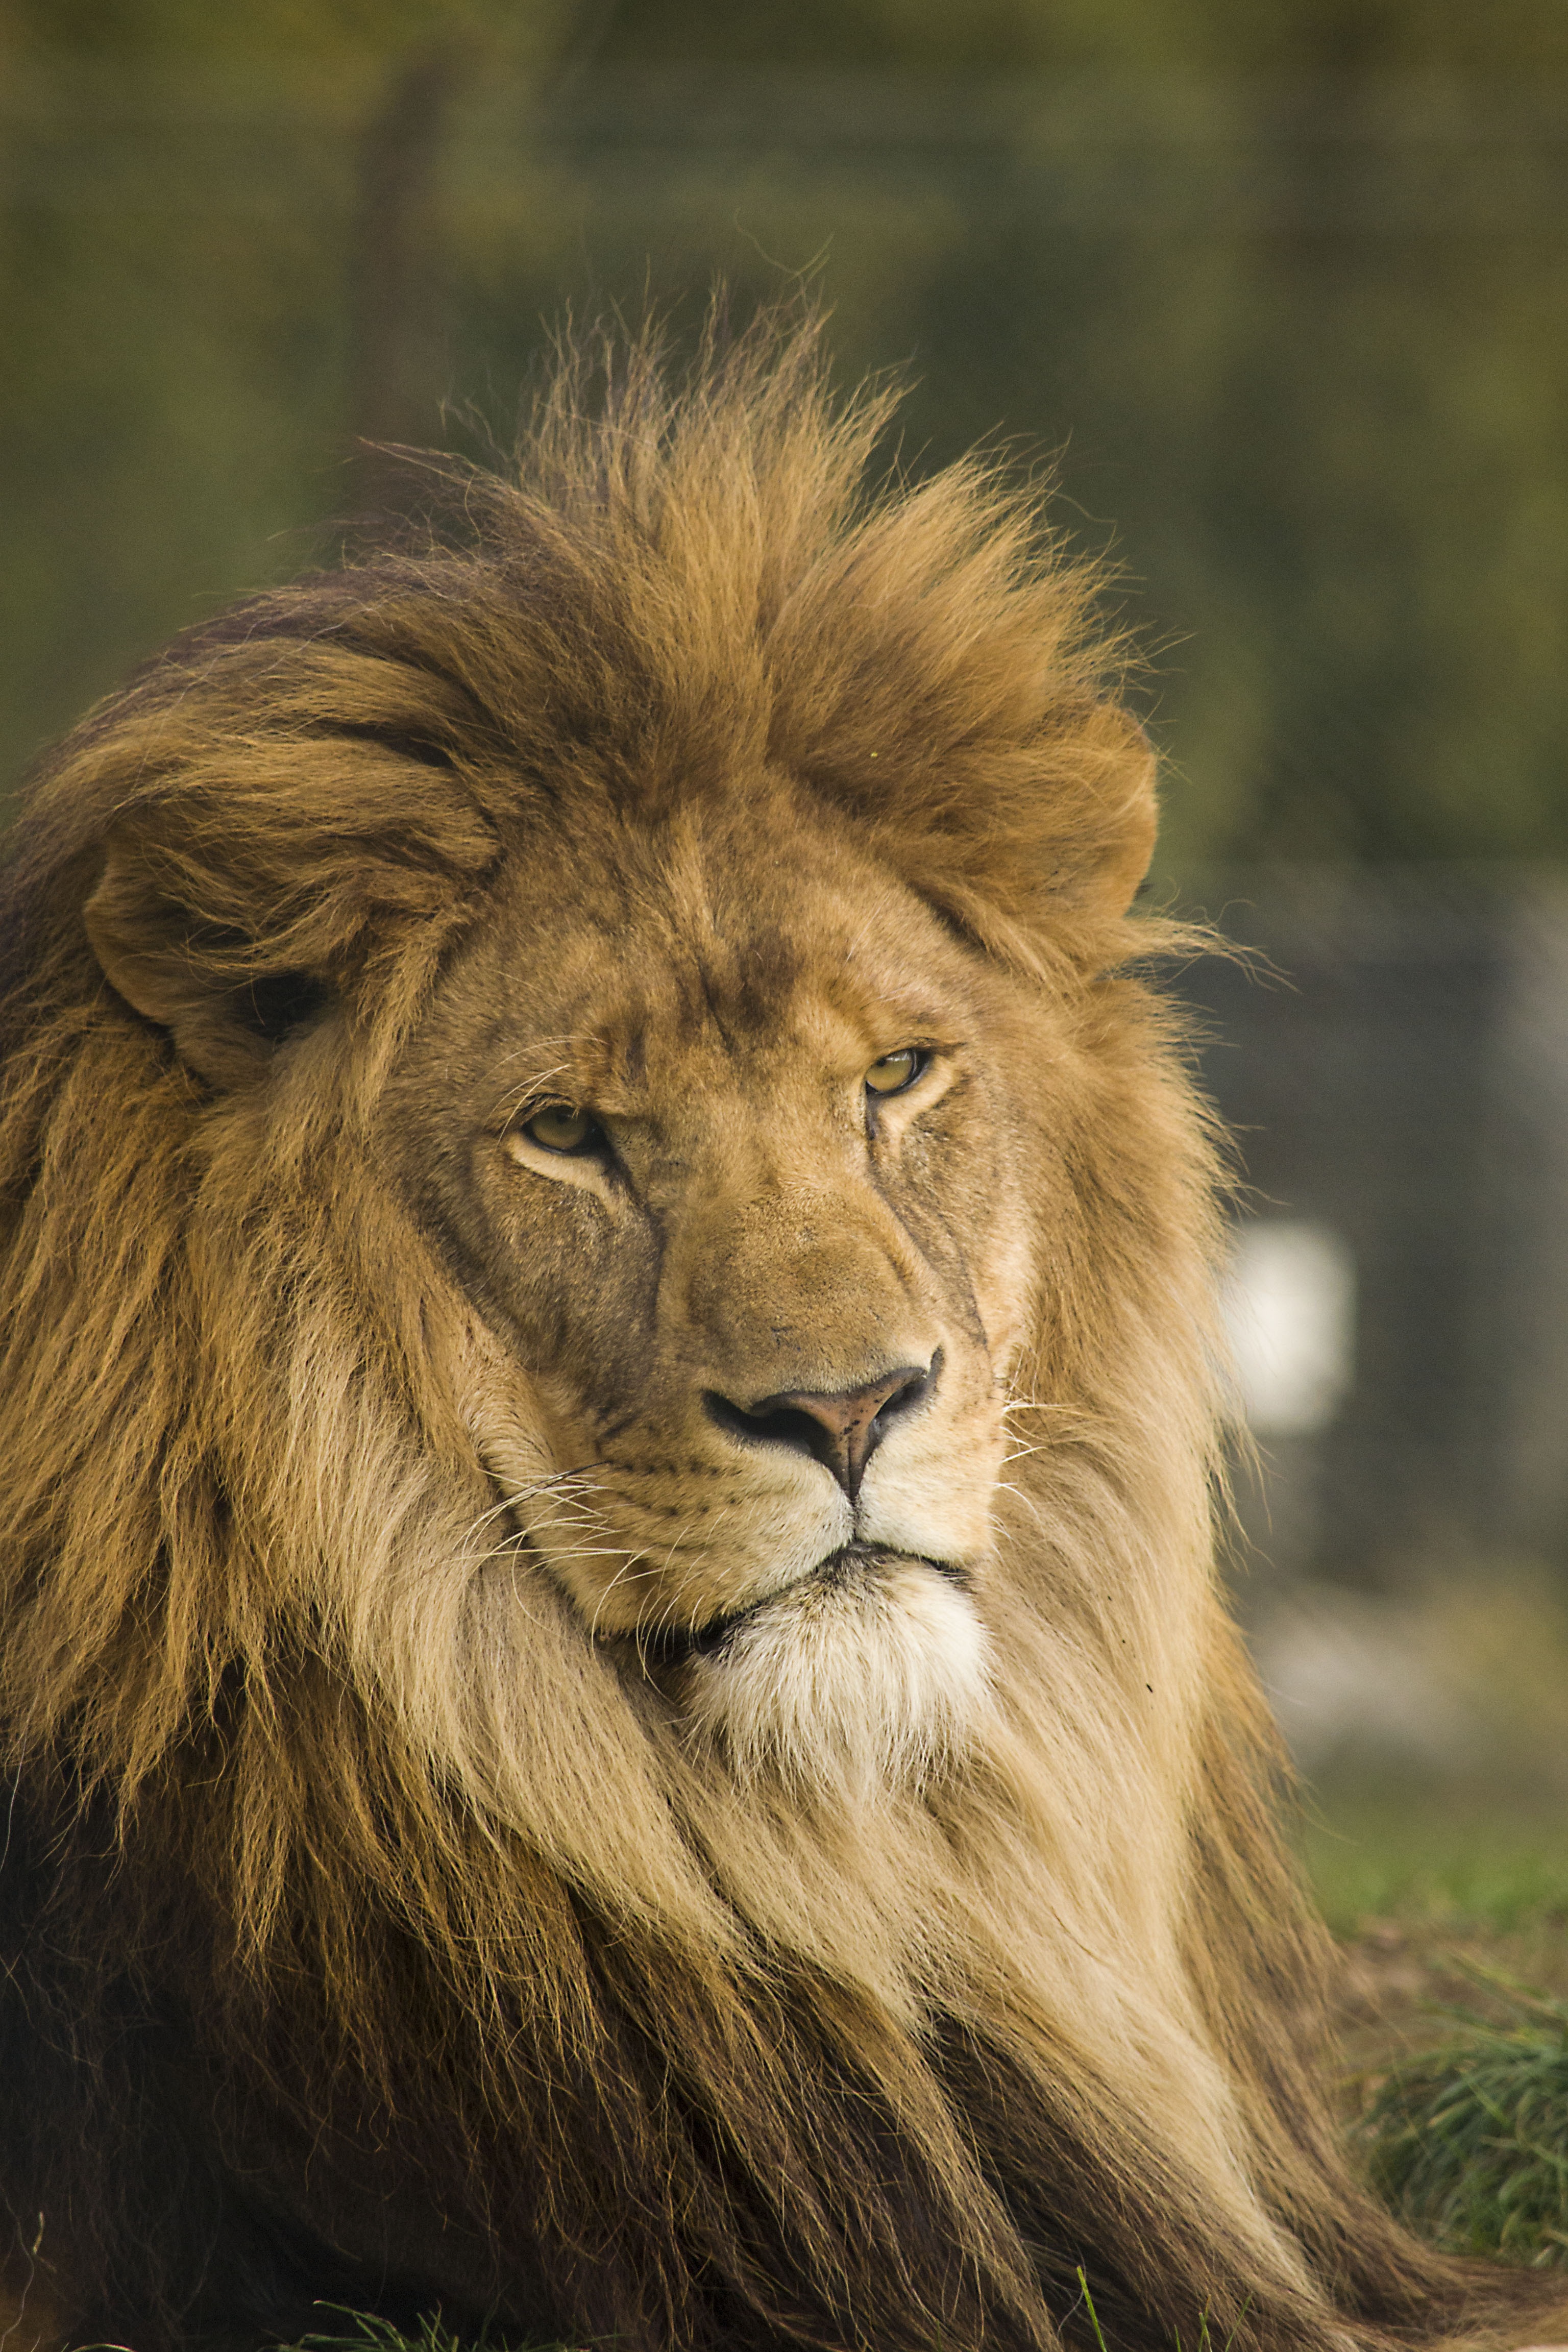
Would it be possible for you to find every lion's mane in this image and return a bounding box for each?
[0,318,1539,2352]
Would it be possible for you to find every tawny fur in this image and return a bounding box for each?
[0,313,1560,2352]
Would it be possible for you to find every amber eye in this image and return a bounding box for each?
[520,1103,601,1155]
[864,1047,927,1097]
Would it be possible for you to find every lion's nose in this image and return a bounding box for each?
[705,1357,939,1501]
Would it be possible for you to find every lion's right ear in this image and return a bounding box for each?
[70,641,502,1088]
[83,776,491,1090]
[84,831,342,1090]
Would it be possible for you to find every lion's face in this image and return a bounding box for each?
[387,789,1033,1781]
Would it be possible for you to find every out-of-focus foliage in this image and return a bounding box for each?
[4,0,570,65]
[4,0,1568,876]
[597,0,1568,74]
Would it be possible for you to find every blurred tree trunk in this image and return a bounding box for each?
[348,45,462,516]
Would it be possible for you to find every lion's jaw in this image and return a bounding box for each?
[393,801,1030,1790]
[672,1546,991,1790]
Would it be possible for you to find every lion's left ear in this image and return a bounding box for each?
[798,682,1159,961]
[1039,702,1158,925]
[882,700,1159,965]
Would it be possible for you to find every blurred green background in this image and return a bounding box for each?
[6,0,1568,1931]
[8,0,1568,875]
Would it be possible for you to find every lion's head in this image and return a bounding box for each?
[0,318,1521,2352]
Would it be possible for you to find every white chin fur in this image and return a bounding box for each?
[680,1555,990,1796]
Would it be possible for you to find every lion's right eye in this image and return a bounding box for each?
[520,1104,602,1155]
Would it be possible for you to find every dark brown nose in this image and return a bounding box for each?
[706,1357,938,1500]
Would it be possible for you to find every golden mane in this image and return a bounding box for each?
[0,313,1553,2352]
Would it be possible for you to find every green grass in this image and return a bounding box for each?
[283,2311,579,2352]
[1302,1781,1568,2267]
[1299,1783,1568,1937]
[1354,1965,1568,2268]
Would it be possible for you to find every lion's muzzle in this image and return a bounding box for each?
[702,1351,941,1500]
[665,1541,991,1791]
[627,1538,968,1664]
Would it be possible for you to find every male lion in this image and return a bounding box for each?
[0,318,1559,2352]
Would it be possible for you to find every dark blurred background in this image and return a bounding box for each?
[6,0,1567,1916]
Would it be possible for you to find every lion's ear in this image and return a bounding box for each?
[1043,703,1158,926]
[84,831,341,1089]
[887,702,1159,967]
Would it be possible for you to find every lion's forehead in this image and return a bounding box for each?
[459,826,984,1122]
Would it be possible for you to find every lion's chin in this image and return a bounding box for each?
[669,1547,991,1797]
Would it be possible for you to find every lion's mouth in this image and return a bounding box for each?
[623,1542,970,1667]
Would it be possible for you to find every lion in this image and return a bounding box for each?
[0,314,1560,2352]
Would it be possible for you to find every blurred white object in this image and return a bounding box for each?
[1251,1583,1472,1769]
[1222,1220,1356,1435]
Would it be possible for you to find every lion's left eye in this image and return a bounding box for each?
[864,1048,928,1097]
